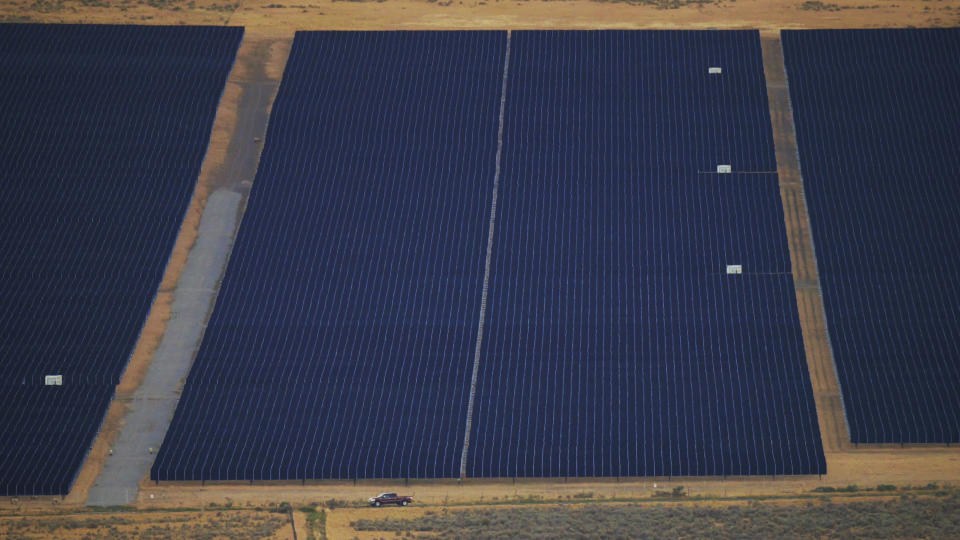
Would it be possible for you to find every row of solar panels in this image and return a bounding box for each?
[0,24,245,496]
[152,30,825,481]
[782,29,960,443]
[1,24,958,495]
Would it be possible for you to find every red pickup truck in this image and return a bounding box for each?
[368,493,413,507]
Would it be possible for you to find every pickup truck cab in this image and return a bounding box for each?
[368,493,413,507]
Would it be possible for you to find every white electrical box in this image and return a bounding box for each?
[709,67,722,74]
[717,164,732,174]
[726,265,743,275]
[44,375,62,386]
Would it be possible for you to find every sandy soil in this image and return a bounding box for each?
[324,494,922,539]
[0,508,297,539]
[133,444,960,510]
[1,0,958,39]
[0,489,942,539]
[327,505,435,540]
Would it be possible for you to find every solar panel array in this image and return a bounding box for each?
[468,30,824,477]
[151,32,506,481]
[782,29,960,444]
[153,30,826,482]
[0,24,242,495]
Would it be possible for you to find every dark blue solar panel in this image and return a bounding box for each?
[468,30,825,477]
[0,386,114,496]
[0,24,243,495]
[151,31,506,481]
[782,28,960,444]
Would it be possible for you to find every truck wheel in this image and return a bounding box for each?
[374,501,381,507]
[401,500,408,507]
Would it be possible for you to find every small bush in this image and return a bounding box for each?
[798,0,843,11]
[273,501,292,514]
[324,498,346,510]
[652,486,686,498]
[877,484,897,492]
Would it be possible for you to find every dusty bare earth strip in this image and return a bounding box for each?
[0,508,298,540]
[4,0,960,40]
[66,35,292,505]
[761,37,850,454]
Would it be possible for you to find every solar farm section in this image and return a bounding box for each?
[0,24,242,496]
[153,30,826,483]
[467,31,825,477]
[151,32,506,481]
[782,29,960,444]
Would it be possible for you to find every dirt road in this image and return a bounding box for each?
[4,0,959,39]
